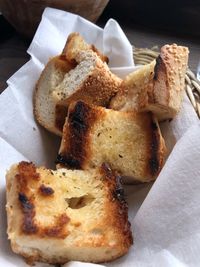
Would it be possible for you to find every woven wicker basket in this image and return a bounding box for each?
[0,0,109,38]
[133,47,200,118]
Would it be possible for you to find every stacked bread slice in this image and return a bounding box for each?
[34,55,74,135]
[6,32,189,265]
[34,33,122,136]
[110,44,189,121]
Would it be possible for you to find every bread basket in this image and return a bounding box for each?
[0,0,109,38]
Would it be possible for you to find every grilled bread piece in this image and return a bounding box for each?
[110,44,189,121]
[63,32,108,63]
[34,55,74,135]
[34,33,121,136]
[52,49,121,134]
[56,101,166,183]
[6,161,132,265]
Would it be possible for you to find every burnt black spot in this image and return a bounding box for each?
[18,193,38,234]
[18,193,34,211]
[114,175,126,202]
[57,101,98,170]
[69,101,88,132]
[71,119,86,132]
[55,154,82,169]
[149,158,159,175]
[101,162,113,179]
[154,55,162,80]
[101,163,126,203]
[39,184,54,196]
[151,120,158,131]
[149,120,160,175]
[23,217,38,234]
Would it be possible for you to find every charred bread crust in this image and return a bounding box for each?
[134,112,166,179]
[147,115,166,177]
[15,162,70,238]
[56,101,104,169]
[39,184,55,196]
[153,44,189,111]
[54,59,121,133]
[148,120,160,176]
[152,54,170,107]
[101,163,133,248]
[6,162,133,264]
[18,192,38,234]
[34,33,121,136]
[100,163,133,247]
[58,102,166,182]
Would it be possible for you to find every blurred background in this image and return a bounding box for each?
[0,0,200,92]
[102,0,200,37]
[1,0,200,38]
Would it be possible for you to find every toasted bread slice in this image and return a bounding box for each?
[63,32,108,63]
[110,44,189,121]
[34,55,74,135]
[52,50,122,134]
[34,33,121,136]
[56,101,166,183]
[6,161,132,265]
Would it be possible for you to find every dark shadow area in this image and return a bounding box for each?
[99,0,200,39]
[0,15,15,42]
[0,16,30,92]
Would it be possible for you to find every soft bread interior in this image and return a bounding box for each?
[34,34,121,136]
[110,60,156,111]
[34,56,73,135]
[110,44,189,121]
[63,32,108,63]
[52,52,97,101]
[6,162,132,264]
[57,101,166,183]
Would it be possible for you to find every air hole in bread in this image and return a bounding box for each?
[65,194,94,209]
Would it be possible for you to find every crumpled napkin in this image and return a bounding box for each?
[0,7,199,267]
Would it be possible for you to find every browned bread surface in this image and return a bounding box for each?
[56,101,166,183]
[34,33,121,136]
[110,44,189,121]
[34,55,74,135]
[63,32,109,63]
[6,161,132,265]
[54,50,122,133]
